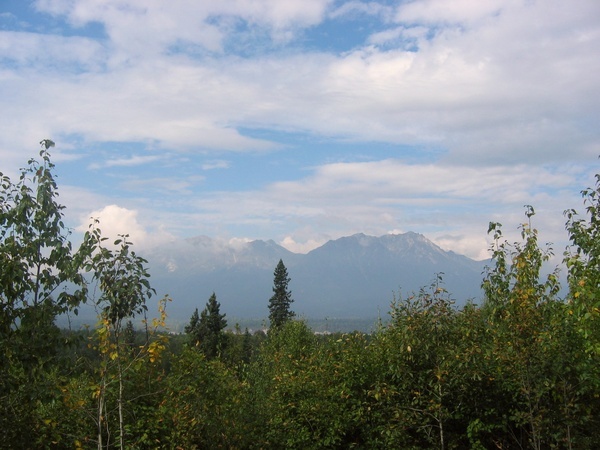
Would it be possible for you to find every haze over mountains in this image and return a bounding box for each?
[143,232,488,327]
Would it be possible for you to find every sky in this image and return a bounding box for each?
[1,0,599,261]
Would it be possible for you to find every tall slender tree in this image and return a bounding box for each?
[268,259,295,329]
[82,224,156,450]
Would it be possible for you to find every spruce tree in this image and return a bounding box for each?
[185,308,200,339]
[186,293,227,358]
[268,259,295,329]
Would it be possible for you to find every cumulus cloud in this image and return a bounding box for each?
[78,204,174,249]
[78,204,147,242]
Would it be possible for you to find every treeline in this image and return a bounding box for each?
[1,142,600,449]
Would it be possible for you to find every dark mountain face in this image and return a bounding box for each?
[143,233,487,323]
[293,233,485,317]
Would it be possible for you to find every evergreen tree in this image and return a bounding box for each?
[185,308,200,339]
[242,328,253,363]
[186,293,227,358]
[268,259,295,329]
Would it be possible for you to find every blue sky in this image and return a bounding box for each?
[1,0,599,260]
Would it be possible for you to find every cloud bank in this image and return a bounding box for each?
[0,0,598,259]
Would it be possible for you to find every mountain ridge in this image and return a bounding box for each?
[143,232,487,323]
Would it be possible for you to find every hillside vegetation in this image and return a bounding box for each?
[1,143,600,449]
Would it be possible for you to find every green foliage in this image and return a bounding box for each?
[0,140,86,319]
[185,308,200,338]
[248,320,337,448]
[80,225,160,449]
[562,174,600,445]
[245,321,386,449]
[565,174,600,353]
[0,141,88,448]
[482,206,560,314]
[221,325,262,368]
[4,144,600,449]
[374,277,466,449]
[268,259,295,328]
[82,224,153,326]
[480,207,589,449]
[185,292,228,359]
[160,347,247,449]
[0,141,86,352]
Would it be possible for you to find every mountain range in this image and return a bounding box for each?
[142,232,488,328]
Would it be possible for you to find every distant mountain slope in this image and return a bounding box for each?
[294,233,485,317]
[144,233,487,323]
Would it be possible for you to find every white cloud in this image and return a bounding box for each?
[2,0,598,164]
[0,58,281,153]
[280,235,326,254]
[202,160,230,170]
[395,0,505,25]
[79,204,148,242]
[34,0,332,55]
[89,154,162,169]
[78,204,174,249]
[51,155,596,262]
[0,30,106,69]
[329,1,394,20]
[2,0,599,263]
[432,233,490,261]
[228,236,253,250]
[178,159,592,259]
[119,176,202,195]
[367,25,429,47]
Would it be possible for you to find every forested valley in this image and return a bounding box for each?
[2,142,600,449]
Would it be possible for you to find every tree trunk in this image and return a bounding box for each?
[116,325,125,450]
